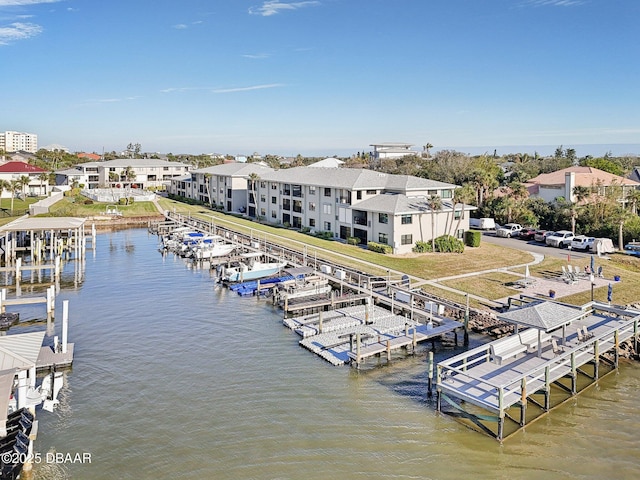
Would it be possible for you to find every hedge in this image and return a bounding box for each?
[367,241,393,254]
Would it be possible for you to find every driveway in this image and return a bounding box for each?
[481,231,593,261]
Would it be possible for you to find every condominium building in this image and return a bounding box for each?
[0,131,38,154]
[55,158,190,190]
[170,161,475,254]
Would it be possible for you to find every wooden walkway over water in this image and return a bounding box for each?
[284,304,463,366]
[436,301,639,441]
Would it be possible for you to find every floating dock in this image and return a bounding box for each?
[436,301,639,441]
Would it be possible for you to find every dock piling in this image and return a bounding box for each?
[427,351,434,398]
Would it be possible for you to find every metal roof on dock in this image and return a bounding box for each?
[0,216,86,232]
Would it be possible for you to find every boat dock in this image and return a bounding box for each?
[284,303,463,366]
[436,300,639,441]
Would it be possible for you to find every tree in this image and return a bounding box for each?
[422,143,433,158]
[427,195,443,251]
[0,180,9,206]
[9,179,21,213]
[449,184,476,237]
[38,172,49,196]
[204,173,214,207]
[19,175,31,198]
[122,166,136,204]
[247,172,260,216]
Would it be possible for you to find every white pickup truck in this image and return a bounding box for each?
[546,230,574,248]
[495,223,522,238]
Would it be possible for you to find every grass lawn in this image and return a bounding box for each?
[45,196,159,217]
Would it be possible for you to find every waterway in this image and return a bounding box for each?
[12,228,638,479]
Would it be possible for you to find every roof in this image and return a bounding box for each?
[78,158,190,168]
[192,162,274,177]
[527,166,640,188]
[498,300,584,332]
[77,153,101,160]
[0,331,46,370]
[0,161,47,174]
[258,167,457,191]
[0,216,86,233]
[355,193,475,215]
[308,158,344,168]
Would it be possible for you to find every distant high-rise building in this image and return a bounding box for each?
[0,131,38,154]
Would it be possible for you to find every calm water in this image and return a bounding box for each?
[13,228,638,479]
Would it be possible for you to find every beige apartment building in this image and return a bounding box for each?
[170,162,474,254]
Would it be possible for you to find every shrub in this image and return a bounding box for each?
[367,241,392,254]
[434,235,465,253]
[465,230,481,247]
[83,199,93,205]
[347,236,360,245]
[412,241,432,253]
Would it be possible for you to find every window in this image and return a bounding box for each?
[308,202,316,212]
[401,215,412,225]
[271,196,277,204]
[379,213,388,224]
[271,211,277,218]
[454,210,461,219]
[309,186,316,195]
[283,184,291,196]
[260,181,266,188]
[260,208,266,216]
[323,221,331,231]
[401,234,413,245]
[323,204,332,215]
[441,189,452,199]
[324,187,331,197]
[260,194,266,203]
[379,233,388,244]
[292,184,302,197]
[271,184,277,190]
[356,191,362,200]
[283,199,291,211]
[366,189,376,195]
[309,218,316,227]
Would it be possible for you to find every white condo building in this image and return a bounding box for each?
[170,161,475,254]
[0,131,38,154]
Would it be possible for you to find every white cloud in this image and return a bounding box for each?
[0,21,41,44]
[248,1,320,17]
[173,24,188,29]
[242,53,271,59]
[0,0,62,5]
[520,0,585,6]
[212,84,285,93]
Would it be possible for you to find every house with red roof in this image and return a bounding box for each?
[77,152,101,161]
[0,161,50,198]
[525,166,640,204]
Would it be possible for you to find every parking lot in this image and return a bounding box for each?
[481,230,594,260]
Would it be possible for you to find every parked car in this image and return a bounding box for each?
[546,230,575,248]
[570,235,595,251]
[534,230,553,243]
[623,242,640,257]
[518,227,537,240]
[496,223,523,238]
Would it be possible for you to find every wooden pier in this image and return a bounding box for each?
[436,301,639,441]
[284,303,463,366]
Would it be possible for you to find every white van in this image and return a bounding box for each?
[469,218,496,230]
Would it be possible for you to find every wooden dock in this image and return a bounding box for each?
[37,343,74,371]
[436,302,639,441]
[285,304,463,366]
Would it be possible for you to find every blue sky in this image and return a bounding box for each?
[1,0,639,157]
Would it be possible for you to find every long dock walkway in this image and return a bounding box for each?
[436,301,639,441]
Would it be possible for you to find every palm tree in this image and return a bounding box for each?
[248,172,260,216]
[19,175,31,198]
[422,143,433,158]
[427,195,443,251]
[122,166,136,204]
[204,173,213,207]
[0,180,9,208]
[449,184,476,237]
[9,179,21,214]
[38,172,49,196]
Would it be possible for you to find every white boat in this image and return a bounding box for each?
[187,235,236,260]
[275,275,332,303]
[221,252,287,282]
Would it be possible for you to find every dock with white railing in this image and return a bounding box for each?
[436,301,639,441]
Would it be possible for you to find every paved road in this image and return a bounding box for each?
[480,231,593,261]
